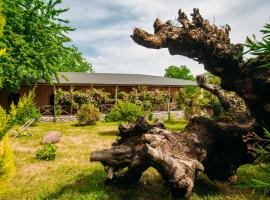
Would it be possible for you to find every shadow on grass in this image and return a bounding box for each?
[98,130,117,136]
[193,175,224,197]
[39,167,229,200]
[40,168,110,200]
[39,168,171,200]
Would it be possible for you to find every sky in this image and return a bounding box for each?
[59,0,270,76]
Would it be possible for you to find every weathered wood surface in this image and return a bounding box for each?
[91,117,254,199]
[131,8,270,130]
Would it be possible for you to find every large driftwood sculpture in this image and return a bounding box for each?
[131,8,270,130]
[91,117,254,199]
[90,8,269,199]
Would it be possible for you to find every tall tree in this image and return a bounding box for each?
[0,0,5,87]
[0,0,92,91]
[58,46,93,73]
[164,65,195,80]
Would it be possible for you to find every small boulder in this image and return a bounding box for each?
[41,131,62,144]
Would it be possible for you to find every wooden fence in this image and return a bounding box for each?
[39,103,179,116]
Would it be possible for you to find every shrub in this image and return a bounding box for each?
[238,129,270,192]
[36,144,57,161]
[0,136,15,194]
[10,89,41,125]
[106,101,144,122]
[76,103,100,125]
[117,87,168,112]
[0,106,16,194]
[55,88,112,115]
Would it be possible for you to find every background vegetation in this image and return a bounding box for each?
[0,0,92,91]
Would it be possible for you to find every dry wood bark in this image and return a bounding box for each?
[91,117,254,199]
[90,8,269,199]
[131,8,270,130]
[196,74,250,123]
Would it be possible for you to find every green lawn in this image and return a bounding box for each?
[0,120,268,200]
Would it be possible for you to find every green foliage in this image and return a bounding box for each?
[55,88,112,114]
[0,0,92,90]
[58,46,93,73]
[238,129,270,193]
[106,101,144,122]
[10,89,41,125]
[117,86,169,112]
[0,107,15,194]
[176,85,220,119]
[77,104,101,125]
[245,23,270,68]
[0,136,15,194]
[36,144,56,161]
[164,65,195,80]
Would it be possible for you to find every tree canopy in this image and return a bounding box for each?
[164,65,195,80]
[0,0,93,91]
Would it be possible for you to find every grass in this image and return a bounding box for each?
[0,120,269,200]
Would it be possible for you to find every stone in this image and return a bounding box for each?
[41,131,62,144]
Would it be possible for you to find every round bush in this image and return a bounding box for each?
[76,104,100,125]
[106,101,145,122]
[36,144,56,161]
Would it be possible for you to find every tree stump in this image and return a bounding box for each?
[90,117,254,199]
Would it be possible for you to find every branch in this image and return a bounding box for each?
[131,8,243,77]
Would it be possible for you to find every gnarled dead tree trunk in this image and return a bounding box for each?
[91,117,254,199]
[90,8,269,199]
[131,8,270,130]
[196,74,250,123]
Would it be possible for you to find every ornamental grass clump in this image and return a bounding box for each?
[76,103,101,125]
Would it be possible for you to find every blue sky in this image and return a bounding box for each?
[60,0,270,76]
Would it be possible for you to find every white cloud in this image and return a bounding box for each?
[60,0,270,76]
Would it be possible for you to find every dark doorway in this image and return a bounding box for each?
[49,94,55,106]
[8,93,20,106]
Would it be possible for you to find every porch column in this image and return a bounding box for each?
[53,84,56,122]
[168,86,171,121]
[70,85,74,115]
[115,85,118,103]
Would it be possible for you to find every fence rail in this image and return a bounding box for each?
[39,103,180,116]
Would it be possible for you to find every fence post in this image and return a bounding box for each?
[53,84,56,122]
[115,85,118,103]
[168,86,171,121]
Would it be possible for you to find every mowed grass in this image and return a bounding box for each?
[0,120,268,200]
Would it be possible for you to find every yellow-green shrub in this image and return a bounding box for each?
[77,104,101,125]
[10,89,41,125]
[0,136,15,194]
[0,107,15,194]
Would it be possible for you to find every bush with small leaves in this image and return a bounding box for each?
[76,103,100,125]
[36,144,56,161]
[106,101,145,122]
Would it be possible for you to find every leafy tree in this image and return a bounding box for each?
[0,0,92,91]
[0,0,5,87]
[58,46,93,73]
[164,65,195,80]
